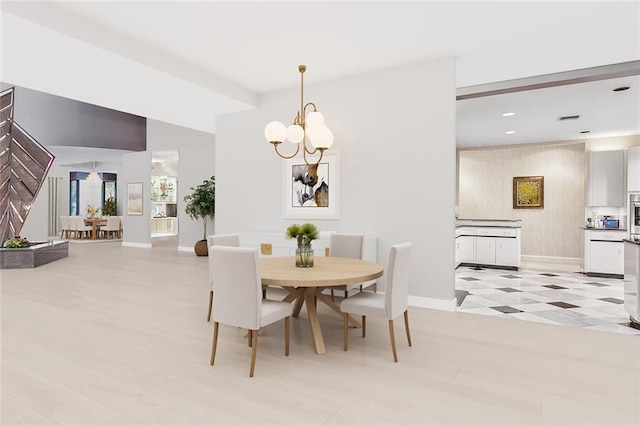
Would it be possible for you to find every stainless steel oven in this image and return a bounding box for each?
[631,193,640,236]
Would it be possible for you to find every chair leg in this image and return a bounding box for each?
[404,310,412,347]
[285,316,290,356]
[388,319,398,362]
[362,316,366,338]
[207,291,213,321]
[249,330,258,377]
[373,282,378,293]
[331,289,335,302]
[210,322,219,365]
[343,313,349,351]
[248,330,252,347]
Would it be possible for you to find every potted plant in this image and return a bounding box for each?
[184,176,215,256]
[3,236,31,248]
[285,223,319,267]
[102,197,117,216]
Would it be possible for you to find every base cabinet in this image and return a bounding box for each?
[496,237,518,266]
[151,218,178,234]
[456,236,476,264]
[456,226,521,269]
[582,230,625,276]
[476,237,496,265]
[589,241,624,275]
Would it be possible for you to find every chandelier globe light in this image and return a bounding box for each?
[264,65,333,166]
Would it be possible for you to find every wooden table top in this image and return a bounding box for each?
[260,256,383,288]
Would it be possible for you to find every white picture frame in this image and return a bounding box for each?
[283,152,339,220]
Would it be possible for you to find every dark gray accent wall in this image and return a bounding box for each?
[0,82,146,151]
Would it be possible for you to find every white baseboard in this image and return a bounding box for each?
[408,295,457,312]
[121,242,152,249]
[521,255,580,265]
[178,246,194,253]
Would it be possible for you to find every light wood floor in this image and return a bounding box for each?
[1,238,639,425]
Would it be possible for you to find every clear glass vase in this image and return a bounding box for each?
[295,245,314,268]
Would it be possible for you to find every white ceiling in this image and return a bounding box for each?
[2,1,639,155]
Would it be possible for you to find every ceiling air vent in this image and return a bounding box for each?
[558,114,581,121]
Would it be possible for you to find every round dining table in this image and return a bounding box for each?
[260,256,383,355]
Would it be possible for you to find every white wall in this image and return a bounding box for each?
[20,165,68,241]
[119,151,152,247]
[216,58,457,306]
[458,143,585,259]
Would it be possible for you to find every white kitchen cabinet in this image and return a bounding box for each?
[455,227,476,267]
[151,217,178,234]
[628,146,640,192]
[476,237,496,265]
[457,236,476,264]
[475,236,519,267]
[496,237,518,266]
[587,150,624,207]
[455,224,520,269]
[582,230,626,276]
[590,241,624,275]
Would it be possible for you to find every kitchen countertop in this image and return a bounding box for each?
[456,219,522,228]
[582,227,627,231]
[624,238,640,245]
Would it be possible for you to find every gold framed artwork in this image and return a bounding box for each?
[127,182,143,215]
[513,176,544,208]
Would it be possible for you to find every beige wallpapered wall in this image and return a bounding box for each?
[458,143,585,259]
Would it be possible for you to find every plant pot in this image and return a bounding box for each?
[194,239,208,256]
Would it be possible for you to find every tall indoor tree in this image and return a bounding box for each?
[184,176,215,256]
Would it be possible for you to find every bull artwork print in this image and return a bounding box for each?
[291,162,329,208]
[284,153,339,220]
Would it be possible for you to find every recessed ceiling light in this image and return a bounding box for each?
[580,130,591,134]
[505,130,516,135]
[613,86,630,92]
[502,112,515,117]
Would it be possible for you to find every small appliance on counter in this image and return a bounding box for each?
[603,218,620,229]
[586,218,594,228]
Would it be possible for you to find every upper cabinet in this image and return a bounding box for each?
[628,146,640,192]
[587,150,624,207]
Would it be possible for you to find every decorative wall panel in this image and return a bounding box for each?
[0,87,54,243]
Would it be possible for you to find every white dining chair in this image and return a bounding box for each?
[73,216,92,239]
[101,216,120,239]
[59,216,70,239]
[329,233,376,300]
[340,242,412,362]
[206,233,240,321]
[209,246,291,377]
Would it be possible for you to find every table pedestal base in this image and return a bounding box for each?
[282,287,362,355]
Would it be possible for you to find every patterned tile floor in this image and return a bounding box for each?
[456,265,640,336]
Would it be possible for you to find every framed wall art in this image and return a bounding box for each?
[127,182,143,215]
[283,153,340,219]
[513,176,544,208]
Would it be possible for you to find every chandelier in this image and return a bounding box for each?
[264,65,334,166]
